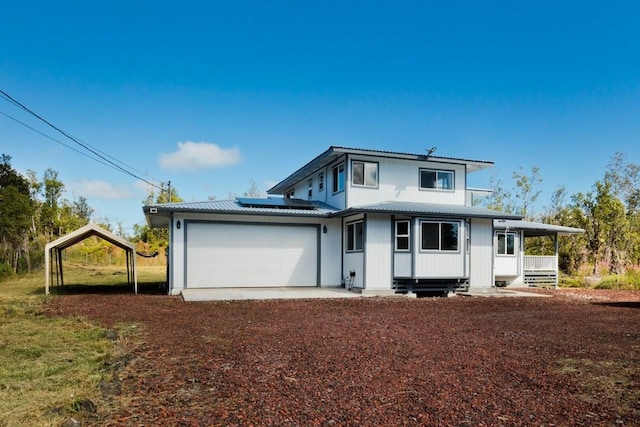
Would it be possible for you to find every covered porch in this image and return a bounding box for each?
[494,220,583,289]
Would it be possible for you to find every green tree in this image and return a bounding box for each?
[571,181,628,275]
[40,168,65,238]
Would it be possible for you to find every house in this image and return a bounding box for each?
[143,146,582,296]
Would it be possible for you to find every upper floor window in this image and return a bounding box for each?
[395,220,410,251]
[497,232,516,256]
[285,189,295,199]
[318,172,324,192]
[346,220,364,252]
[352,161,378,188]
[420,221,459,251]
[333,163,345,193]
[420,169,454,191]
[307,179,313,199]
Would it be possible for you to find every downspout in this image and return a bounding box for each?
[554,234,559,290]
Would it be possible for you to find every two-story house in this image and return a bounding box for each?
[143,146,582,296]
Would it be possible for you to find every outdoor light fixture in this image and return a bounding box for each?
[323,225,328,233]
[176,220,181,229]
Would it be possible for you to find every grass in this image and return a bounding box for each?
[0,263,165,426]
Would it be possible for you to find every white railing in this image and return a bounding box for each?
[524,255,557,272]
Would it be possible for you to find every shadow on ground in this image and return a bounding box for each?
[48,282,167,296]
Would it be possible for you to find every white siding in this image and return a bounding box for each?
[469,218,493,288]
[413,219,466,278]
[169,217,185,295]
[347,156,467,208]
[364,214,392,290]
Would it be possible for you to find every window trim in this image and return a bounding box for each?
[496,231,517,256]
[351,160,379,188]
[395,220,410,252]
[419,168,455,191]
[346,220,364,252]
[332,163,345,193]
[419,220,460,252]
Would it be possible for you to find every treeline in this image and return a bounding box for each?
[481,152,640,277]
[0,154,175,280]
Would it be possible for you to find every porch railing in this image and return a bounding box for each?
[524,255,557,272]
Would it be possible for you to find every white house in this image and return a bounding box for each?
[143,146,582,296]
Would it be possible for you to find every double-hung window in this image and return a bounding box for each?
[307,179,313,199]
[420,221,459,251]
[318,172,324,192]
[333,163,345,193]
[420,169,454,191]
[346,220,364,252]
[352,161,378,188]
[395,220,410,251]
[497,232,516,256]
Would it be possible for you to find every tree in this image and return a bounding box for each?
[483,173,513,213]
[243,179,262,197]
[40,168,65,238]
[512,166,542,220]
[571,181,628,275]
[604,152,640,213]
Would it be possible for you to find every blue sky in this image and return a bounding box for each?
[2,1,639,234]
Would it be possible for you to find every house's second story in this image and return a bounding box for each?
[267,146,493,210]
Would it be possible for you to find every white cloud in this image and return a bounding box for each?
[73,180,136,200]
[159,141,242,171]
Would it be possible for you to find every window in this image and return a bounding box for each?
[497,232,516,256]
[346,220,364,252]
[318,172,324,192]
[420,169,454,190]
[333,163,345,193]
[420,221,459,251]
[395,220,410,251]
[285,189,295,199]
[307,179,313,199]
[352,161,378,187]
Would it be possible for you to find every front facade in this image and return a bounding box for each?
[144,146,579,296]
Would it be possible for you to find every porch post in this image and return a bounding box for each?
[554,234,559,289]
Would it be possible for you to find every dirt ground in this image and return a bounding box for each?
[44,288,640,426]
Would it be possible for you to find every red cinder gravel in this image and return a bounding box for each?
[44,289,640,426]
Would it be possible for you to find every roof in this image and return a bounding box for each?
[144,198,340,227]
[268,146,494,194]
[45,222,135,252]
[331,201,523,220]
[494,219,584,236]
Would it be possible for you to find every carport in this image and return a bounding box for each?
[44,223,138,295]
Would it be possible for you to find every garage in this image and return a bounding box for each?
[185,222,319,288]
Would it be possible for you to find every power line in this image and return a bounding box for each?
[0,89,163,191]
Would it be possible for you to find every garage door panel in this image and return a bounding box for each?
[186,223,318,288]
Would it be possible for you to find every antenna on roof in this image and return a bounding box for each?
[425,147,437,158]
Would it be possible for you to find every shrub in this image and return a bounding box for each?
[0,263,13,282]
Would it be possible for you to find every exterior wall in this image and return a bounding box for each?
[168,217,185,295]
[412,218,466,278]
[494,230,523,285]
[347,156,467,208]
[167,213,342,294]
[342,214,364,288]
[363,214,393,290]
[468,218,494,289]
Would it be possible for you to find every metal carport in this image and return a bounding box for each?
[44,223,138,295]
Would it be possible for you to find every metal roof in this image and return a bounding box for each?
[332,201,523,219]
[494,219,584,236]
[268,146,494,194]
[144,198,340,227]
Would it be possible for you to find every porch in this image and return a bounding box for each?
[524,255,558,288]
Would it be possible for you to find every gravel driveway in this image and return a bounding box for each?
[44,289,640,426]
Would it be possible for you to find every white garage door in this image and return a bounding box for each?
[186,222,319,288]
